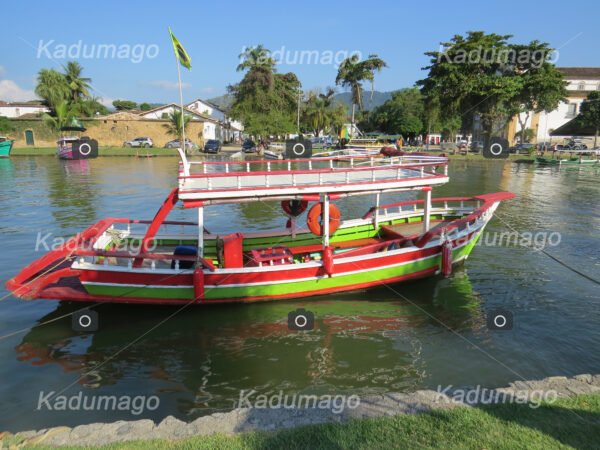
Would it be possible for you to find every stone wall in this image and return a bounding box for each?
[8,116,206,148]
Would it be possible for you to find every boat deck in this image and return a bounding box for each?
[178,155,449,203]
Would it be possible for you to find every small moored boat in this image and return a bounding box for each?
[56,118,99,160]
[536,149,600,166]
[0,137,13,158]
[6,151,514,305]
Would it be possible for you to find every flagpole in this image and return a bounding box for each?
[174,49,186,152]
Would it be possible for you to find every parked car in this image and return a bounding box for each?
[242,139,257,153]
[164,139,198,150]
[537,142,553,152]
[456,140,469,150]
[470,141,484,152]
[509,143,535,154]
[556,139,588,150]
[124,137,153,148]
[204,139,222,153]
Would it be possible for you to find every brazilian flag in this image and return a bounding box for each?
[169,28,192,70]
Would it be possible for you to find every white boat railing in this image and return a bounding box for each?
[177,155,449,201]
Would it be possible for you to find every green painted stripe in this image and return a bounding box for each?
[83,232,480,301]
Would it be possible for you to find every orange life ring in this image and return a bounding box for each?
[281,200,308,217]
[307,202,341,236]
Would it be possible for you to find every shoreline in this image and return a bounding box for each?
[3,373,599,447]
[8,147,534,162]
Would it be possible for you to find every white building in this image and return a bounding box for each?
[138,103,223,140]
[187,98,245,142]
[510,67,600,143]
[139,99,244,142]
[186,98,226,121]
[0,101,49,118]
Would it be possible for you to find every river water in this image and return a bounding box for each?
[0,156,598,431]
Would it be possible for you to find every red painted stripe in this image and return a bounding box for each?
[76,231,478,288]
[37,266,439,305]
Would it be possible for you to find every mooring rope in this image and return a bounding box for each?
[494,213,600,286]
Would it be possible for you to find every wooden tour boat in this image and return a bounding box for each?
[6,150,514,305]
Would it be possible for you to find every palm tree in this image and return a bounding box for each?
[302,88,345,136]
[237,45,276,72]
[64,61,91,102]
[163,109,192,139]
[335,54,387,133]
[42,100,75,134]
[35,68,70,110]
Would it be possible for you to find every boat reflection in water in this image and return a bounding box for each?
[15,268,483,420]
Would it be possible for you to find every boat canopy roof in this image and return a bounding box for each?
[177,154,449,207]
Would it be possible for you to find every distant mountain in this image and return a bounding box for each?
[207,94,234,111]
[333,91,393,111]
[207,90,393,113]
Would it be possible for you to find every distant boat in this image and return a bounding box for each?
[0,137,13,158]
[57,137,99,160]
[56,118,99,160]
[536,150,600,166]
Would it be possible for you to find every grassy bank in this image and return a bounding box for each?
[11,147,181,157]
[12,392,600,449]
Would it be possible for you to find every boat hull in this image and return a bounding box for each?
[77,233,480,303]
[6,193,512,305]
[0,140,13,158]
[536,156,600,165]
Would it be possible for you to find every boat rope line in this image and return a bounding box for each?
[0,254,74,304]
[342,259,599,425]
[494,213,600,287]
[378,285,597,425]
[0,196,291,340]
[3,204,297,403]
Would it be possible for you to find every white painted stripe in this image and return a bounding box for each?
[81,234,479,291]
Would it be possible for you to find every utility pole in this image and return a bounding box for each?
[297,88,301,136]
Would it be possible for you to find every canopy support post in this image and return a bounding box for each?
[198,206,204,258]
[423,187,432,233]
[323,194,330,248]
[374,193,381,230]
[134,188,179,268]
[291,217,297,239]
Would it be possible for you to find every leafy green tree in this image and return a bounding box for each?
[335,54,387,127]
[419,32,566,143]
[112,100,138,111]
[369,88,425,136]
[514,127,535,144]
[63,61,91,102]
[507,41,567,143]
[580,91,600,148]
[229,45,300,136]
[73,96,109,116]
[42,100,75,134]
[0,116,13,135]
[35,68,70,110]
[140,102,152,111]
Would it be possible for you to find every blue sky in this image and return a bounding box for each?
[1,0,599,106]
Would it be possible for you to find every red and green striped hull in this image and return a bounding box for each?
[75,230,481,304]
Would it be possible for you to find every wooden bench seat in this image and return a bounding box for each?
[287,237,381,255]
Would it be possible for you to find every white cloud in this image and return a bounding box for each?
[98,97,115,107]
[0,79,37,102]
[0,67,38,101]
[146,80,191,89]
